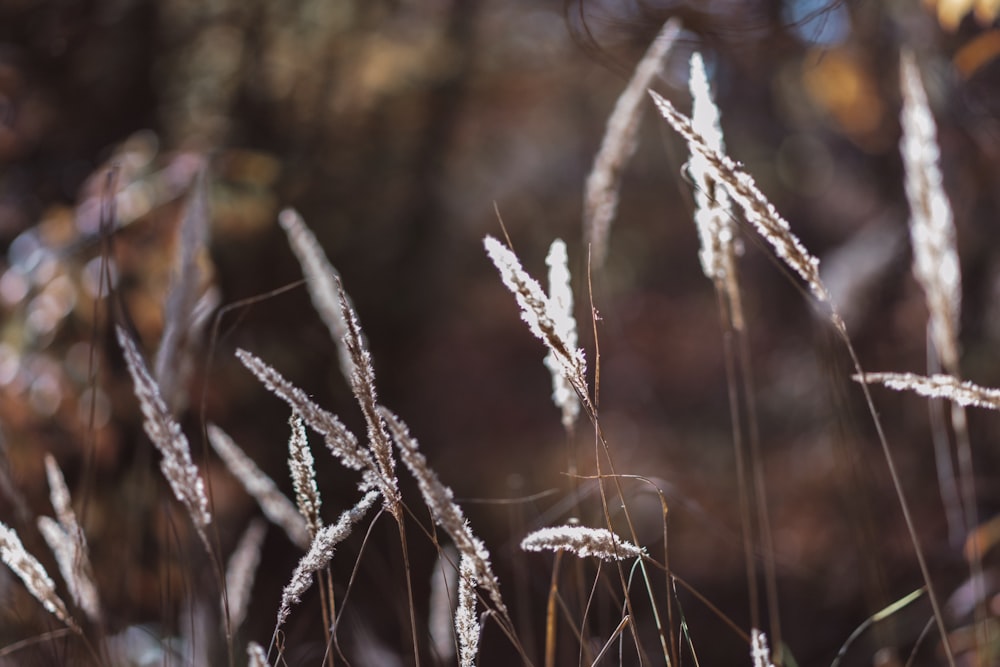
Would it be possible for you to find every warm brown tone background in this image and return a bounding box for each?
[2,0,1000,665]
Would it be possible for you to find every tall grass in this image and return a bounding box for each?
[0,22,992,667]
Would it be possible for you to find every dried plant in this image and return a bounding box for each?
[484,236,591,417]
[750,629,775,667]
[520,525,644,561]
[155,169,213,412]
[649,90,832,308]
[287,413,322,537]
[278,207,356,383]
[247,641,271,667]
[379,406,507,616]
[0,521,77,631]
[235,349,378,490]
[687,51,743,330]
[855,372,1000,410]
[276,490,379,629]
[543,239,580,431]
[584,18,680,267]
[456,554,481,667]
[336,280,402,519]
[207,423,311,550]
[38,455,100,623]
[899,51,961,372]
[225,518,268,633]
[429,545,459,663]
[116,326,212,548]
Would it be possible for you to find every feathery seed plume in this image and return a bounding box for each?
[155,168,212,412]
[855,372,1000,411]
[484,236,590,415]
[207,424,311,550]
[456,554,481,667]
[899,51,961,371]
[520,525,644,561]
[278,208,357,383]
[235,349,377,487]
[287,413,322,537]
[584,18,681,266]
[0,521,77,631]
[649,90,831,306]
[116,326,211,546]
[277,490,379,629]
[39,455,100,623]
[379,406,507,615]
[225,519,267,632]
[544,239,580,430]
[687,52,744,329]
[336,280,402,518]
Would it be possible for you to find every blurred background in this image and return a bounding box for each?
[2,0,1000,664]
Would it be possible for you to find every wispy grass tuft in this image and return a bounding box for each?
[856,372,1000,410]
[484,236,591,417]
[276,490,379,630]
[379,406,508,616]
[225,518,267,633]
[38,455,100,624]
[0,521,78,632]
[900,51,960,372]
[520,525,644,561]
[456,554,481,667]
[235,349,378,490]
[207,423,311,550]
[543,239,580,431]
[287,413,322,538]
[116,325,212,549]
[277,207,357,383]
[584,18,680,267]
[687,51,743,331]
[649,90,832,308]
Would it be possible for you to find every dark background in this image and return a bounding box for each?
[2,0,1000,664]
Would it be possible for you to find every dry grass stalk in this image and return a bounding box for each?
[235,349,378,490]
[336,280,402,518]
[276,490,379,629]
[688,52,744,331]
[278,207,356,382]
[750,629,775,667]
[544,239,580,430]
[225,518,268,632]
[856,372,1000,411]
[0,521,77,631]
[484,236,591,416]
[520,525,644,561]
[287,413,322,537]
[899,51,961,372]
[429,545,459,663]
[379,406,507,616]
[39,455,100,623]
[456,554,480,667]
[116,326,212,546]
[649,90,831,306]
[155,168,212,412]
[584,18,681,267]
[207,424,311,550]
[247,641,271,667]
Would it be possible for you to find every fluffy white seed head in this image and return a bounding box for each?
[521,525,644,561]
[899,51,961,372]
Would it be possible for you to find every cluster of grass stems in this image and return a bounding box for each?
[0,17,992,667]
